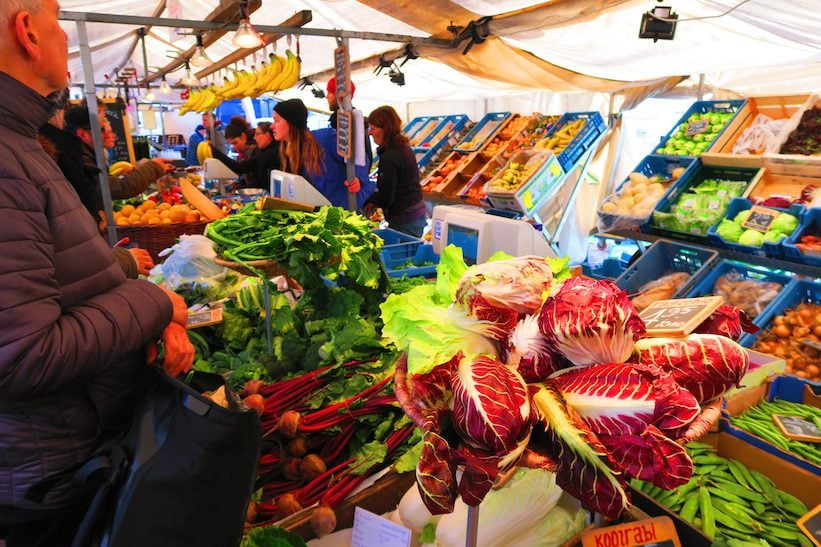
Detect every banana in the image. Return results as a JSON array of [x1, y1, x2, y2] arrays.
[[197, 141, 212, 165], [108, 161, 134, 176], [231, 66, 258, 98], [266, 50, 295, 93], [214, 76, 234, 98], [250, 54, 283, 96], [278, 50, 301, 90], [179, 88, 203, 115]]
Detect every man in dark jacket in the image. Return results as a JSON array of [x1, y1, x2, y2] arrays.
[[0, 2, 194, 545]]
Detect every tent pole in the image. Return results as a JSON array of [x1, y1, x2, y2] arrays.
[[77, 19, 117, 246], [59, 11, 453, 47], [697, 74, 705, 101]]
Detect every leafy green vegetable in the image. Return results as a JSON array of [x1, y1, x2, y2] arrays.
[[716, 218, 743, 242], [738, 229, 765, 246], [420, 523, 437, 543], [393, 438, 423, 473], [770, 212, 799, 235], [349, 440, 388, 475], [241, 525, 307, 547]]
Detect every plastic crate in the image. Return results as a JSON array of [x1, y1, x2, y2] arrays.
[[783, 208, 821, 267], [655, 99, 747, 157], [685, 259, 793, 322], [453, 112, 511, 152], [739, 279, 821, 348], [383, 244, 440, 278], [544, 111, 607, 172], [647, 163, 763, 242], [582, 258, 629, 280], [614, 239, 719, 298], [408, 116, 447, 147], [403, 116, 432, 140], [706, 197, 804, 259], [413, 114, 470, 152], [374, 228, 423, 263], [485, 150, 564, 214], [598, 155, 698, 232]]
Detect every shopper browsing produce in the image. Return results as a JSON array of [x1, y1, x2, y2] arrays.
[[185, 122, 208, 166], [310, 77, 375, 209], [363, 105, 427, 237], [211, 119, 280, 190], [0, 2, 193, 545], [272, 98, 324, 181]]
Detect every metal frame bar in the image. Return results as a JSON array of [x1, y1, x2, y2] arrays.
[[59, 11, 454, 47]]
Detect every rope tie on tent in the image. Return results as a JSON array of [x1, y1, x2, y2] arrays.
[[459, 16, 493, 55]]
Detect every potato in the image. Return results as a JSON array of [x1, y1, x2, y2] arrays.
[[601, 201, 618, 213], [672, 167, 686, 179], [629, 172, 650, 185]]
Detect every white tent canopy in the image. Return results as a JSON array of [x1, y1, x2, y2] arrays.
[[60, 0, 821, 115]]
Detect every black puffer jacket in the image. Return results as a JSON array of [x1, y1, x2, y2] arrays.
[[0, 72, 172, 510]]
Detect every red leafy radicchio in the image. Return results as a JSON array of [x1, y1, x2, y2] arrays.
[[631, 333, 749, 403], [538, 277, 646, 366], [550, 362, 699, 489], [455, 255, 555, 337], [503, 314, 571, 383], [693, 304, 759, 340]]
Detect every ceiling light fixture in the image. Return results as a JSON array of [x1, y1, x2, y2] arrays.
[[190, 34, 212, 68], [143, 87, 157, 102], [232, 2, 264, 49], [159, 75, 172, 94], [180, 60, 199, 87]]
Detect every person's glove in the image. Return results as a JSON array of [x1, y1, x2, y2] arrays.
[[128, 248, 155, 276], [158, 322, 195, 377], [162, 287, 189, 326], [344, 177, 361, 193]]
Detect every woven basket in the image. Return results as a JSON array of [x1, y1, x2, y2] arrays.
[[117, 221, 209, 262]]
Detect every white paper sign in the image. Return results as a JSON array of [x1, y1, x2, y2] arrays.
[[351, 507, 411, 547]]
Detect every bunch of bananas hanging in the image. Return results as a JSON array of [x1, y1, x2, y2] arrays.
[[196, 141, 213, 165], [178, 50, 301, 115], [108, 161, 135, 176]]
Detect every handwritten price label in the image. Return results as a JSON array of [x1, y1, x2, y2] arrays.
[[639, 296, 723, 337]]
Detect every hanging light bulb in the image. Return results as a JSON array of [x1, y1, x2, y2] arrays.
[[180, 61, 199, 87], [190, 34, 212, 68], [159, 76, 172, 94], [143, 87, 157, 102], [233, 19, 263, 48]]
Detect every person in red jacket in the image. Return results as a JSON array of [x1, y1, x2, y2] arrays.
[[0, 2, 193, 545]]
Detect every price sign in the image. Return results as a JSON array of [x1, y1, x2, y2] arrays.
[[639, 296, 724, 337], [685, 119, 709, 136], [351, 507, 410, 547], [797, 503, 821, 547], [186, 308, 223, 329], [742, 205, 780, 233], [337, 110, 352, 159], [581, 516, 680, 547], [772, 415, 821, 443], [333, 45, 351, 99]]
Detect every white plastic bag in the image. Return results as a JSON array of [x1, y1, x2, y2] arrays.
[[155, 234, 227, 289]]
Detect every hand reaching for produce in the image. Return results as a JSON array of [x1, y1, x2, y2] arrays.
[[158, 322, 195, 377], [161, 286, 189, 326], [128, 248, 154, 275], [344, 177, 361, 194], [150, 157, 176, 174]]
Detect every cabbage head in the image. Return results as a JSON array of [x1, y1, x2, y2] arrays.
[[733, 209, 752, 225], [763, 230, 785, 244]]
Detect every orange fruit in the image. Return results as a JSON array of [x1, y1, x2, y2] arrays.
[[115, 216, 129, 226], [128, 213, 141, 223], [147, 216, 162, 224], [168, 209, 187, 222], [119, 204, 135, 217], [141, 200, 157, 210], [157, 202, 171, 211], [162, 217, 173, 224], [184, 212, 200, 223]]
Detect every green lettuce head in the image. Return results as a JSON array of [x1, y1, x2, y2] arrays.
[[763, 230, 785, 244], [770, 213, 799, 236], [738, 229, 765, 247], [716, 219, 743, 242], [733, 209, 752, 225]]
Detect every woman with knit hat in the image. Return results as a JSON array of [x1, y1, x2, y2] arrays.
[[272, 98, 323, 182], [210, 120, 280, 190]]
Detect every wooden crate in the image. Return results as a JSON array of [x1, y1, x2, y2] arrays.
[[745, 168, 821, 202], [701, 94, 810, 168]]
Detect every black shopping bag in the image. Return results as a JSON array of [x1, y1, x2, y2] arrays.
[[74, 366, 261, 547]]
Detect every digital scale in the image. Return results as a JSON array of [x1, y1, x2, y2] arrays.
[[269, 170, 331, 207], [430, 205, 556, 265], [203, 158, 238, 194]]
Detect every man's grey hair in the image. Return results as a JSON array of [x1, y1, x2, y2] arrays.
[[0, 0, 44, 22]]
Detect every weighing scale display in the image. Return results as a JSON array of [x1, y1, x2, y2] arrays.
[[447, 225, 479, 265]]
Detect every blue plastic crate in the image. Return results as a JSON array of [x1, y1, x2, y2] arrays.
[[783, 208, 821, 267], [453, 112, 511, 153], [408, 116, 448, 148], [582, 258, 629, 280], [707, 197, 804, 259], [739, 279, 821, 348], [654, 99, 746, 157], [614, 239, 719, 299], [545, 111, 607, 173], [413, 114, 470, 152], [384, 244, 440, 278], [403, 116, 434, 141], [374, 228, 423, 263], [647, 162, 762, 242], [685, 259, 793, 322]]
